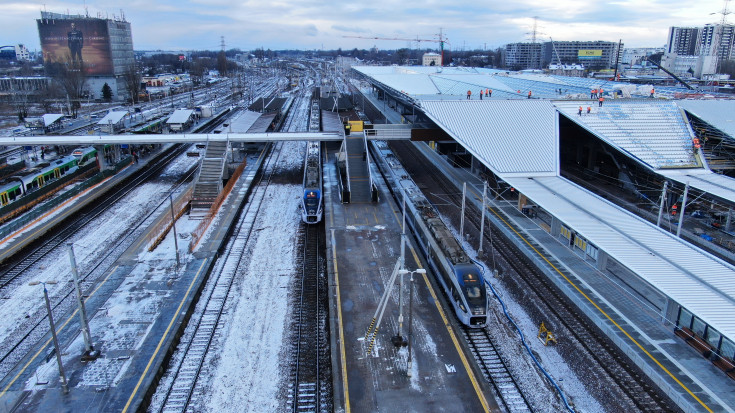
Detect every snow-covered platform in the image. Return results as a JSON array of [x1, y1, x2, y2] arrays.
[[0, 150, 263, 412], [413, 142, 735, 413], [323, 146, 496, 411]]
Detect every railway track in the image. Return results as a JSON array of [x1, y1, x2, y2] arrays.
[[155, 141, 282, 412], [0, 145, 187, 290], [287, 222, 331, 412], [390, 141, 677, 412], [493, 223, 673, 412], [0, 145, 200, 381], [462, 328, 533, 412]]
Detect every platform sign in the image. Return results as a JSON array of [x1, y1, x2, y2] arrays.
[[37, 18, 114, 76], [578, 49, 602, 60]]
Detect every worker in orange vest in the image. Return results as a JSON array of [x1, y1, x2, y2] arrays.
[[528, 90, 532, 99], [578, 106, 583, 116], [591, 89, 597, 99], [598, 96, 604, 107], [599, 87, 604, 96], [587, 106, 591, 114], [650, 88, 655, 98], [467, 90, 471, 100]]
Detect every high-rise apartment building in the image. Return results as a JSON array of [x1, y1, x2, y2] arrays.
[[37, 11, 135, 100]]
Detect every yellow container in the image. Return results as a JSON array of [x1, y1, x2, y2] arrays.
[[348, 120, 364, 132]]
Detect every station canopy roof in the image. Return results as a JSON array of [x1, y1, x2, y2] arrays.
[[227, 110, 261, 133], [677, 100, 735, 139], [41, 114, 64, 126], [420, 100, 558, 177], [97, 111, 128, 126], [353, 65, 691, 100], [166, 109, 194, 124]]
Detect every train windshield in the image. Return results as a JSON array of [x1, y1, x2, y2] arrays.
[[463, 272, 486, 307], [304, 191, 320, 212]]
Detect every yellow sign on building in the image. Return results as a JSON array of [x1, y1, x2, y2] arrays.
[[578, 49, 603, 59]]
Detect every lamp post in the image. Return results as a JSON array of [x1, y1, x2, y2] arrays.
[[399, 268, 426, 378], [28, 281, 68, 394]]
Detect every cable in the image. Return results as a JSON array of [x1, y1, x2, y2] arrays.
[[473, 259, 576, 413]]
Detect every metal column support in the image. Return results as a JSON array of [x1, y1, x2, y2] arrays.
[[478, 182, 487, 258], [460, 182, 466, 240], [656, 181, 668, 228], [676, 182, 690, 238]]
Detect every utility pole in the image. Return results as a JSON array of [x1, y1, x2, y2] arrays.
[[657, 181, 668, 227], [67, 244, 94, 355]]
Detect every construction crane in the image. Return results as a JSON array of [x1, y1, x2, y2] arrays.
[[343, 29, 449, 66]]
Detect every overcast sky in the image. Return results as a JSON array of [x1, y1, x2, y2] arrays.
[[6, 0, 732, 52]]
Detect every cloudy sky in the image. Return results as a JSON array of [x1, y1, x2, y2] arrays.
[[6, 0, 731, 52]]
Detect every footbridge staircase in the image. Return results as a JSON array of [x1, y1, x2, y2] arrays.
[[190, 139, 228, 217]]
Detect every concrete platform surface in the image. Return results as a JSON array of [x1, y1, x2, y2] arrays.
[[325, 146, 494, 413]]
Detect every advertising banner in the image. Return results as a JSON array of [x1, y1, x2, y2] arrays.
[[578, 49, 603, 60], [37, 18, 113, 76]]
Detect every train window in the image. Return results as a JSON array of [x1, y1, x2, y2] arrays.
[[692, 317, 706, 337], [706, 327, 721, 349], [677, 307, 693, 329], [721, 338, 735, 361]]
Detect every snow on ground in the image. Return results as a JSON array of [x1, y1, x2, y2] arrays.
[[199, 142, 303, 413], [29, 215, 201, 389], [0, 148, 199, 381], [444, 213, 604, 412], [0, 144, 196, 255]]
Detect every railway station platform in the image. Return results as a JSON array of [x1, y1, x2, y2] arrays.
[[323, 142, 496, 412], [0, 149, 264, 412], [411, 141, 735, 413], [0, 146, 168, 263]]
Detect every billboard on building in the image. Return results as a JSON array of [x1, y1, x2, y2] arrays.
[[37, 18, 113, 76], [578, 49, 603, 60]]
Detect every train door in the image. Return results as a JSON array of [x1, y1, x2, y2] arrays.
[[54, 168, 61, 179], [37, 176, 44, 187], [0, 192, 8, 206]]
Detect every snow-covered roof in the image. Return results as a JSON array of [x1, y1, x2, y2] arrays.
[[97, 111, 128, 126], [554, 100, 699, 169], [227, 110, 261, 133], [504, 175, 735, 343], [166, 109, 194, 124], [677, 100, 735, 139], [370, 73, 439, 95], [420, 100, 558, 177], [41, 113, 64, 126]]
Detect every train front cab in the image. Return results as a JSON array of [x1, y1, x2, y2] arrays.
[[455, 264, 488, 328], [302, 189, 322, 223]]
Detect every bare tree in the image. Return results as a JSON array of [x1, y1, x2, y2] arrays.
[[122, 64, 143, 104], [189, 59, 206, 86], [45, 57, 87, 118], [217, 51, 228, 77]]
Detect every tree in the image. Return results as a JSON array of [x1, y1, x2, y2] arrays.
[[122, 64, 143, 104], [45, 57, 87, 118], [102, 82, 113, 101], [217, 51, 228, 77], [189, 59, 206, 85]]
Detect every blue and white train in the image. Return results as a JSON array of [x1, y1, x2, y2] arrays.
[[301, 98, 323, 224], [371, 141, 488, 328]]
